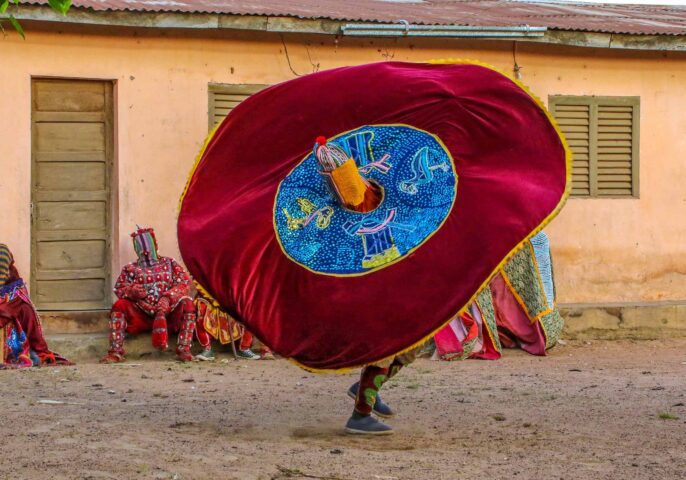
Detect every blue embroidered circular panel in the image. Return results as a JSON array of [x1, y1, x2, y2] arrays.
[[274, 125, 457, 275]]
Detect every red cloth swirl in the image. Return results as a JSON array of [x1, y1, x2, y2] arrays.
[[178, 61, 569, 371]]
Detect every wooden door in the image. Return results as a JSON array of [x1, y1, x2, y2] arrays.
[[31, 79, 113, 310]]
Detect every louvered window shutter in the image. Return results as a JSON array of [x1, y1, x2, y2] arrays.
[[208, 84, 269, 131], [552, 104, 591, 196], [549, 96, 639, 198]]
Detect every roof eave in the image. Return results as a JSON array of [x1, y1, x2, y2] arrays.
[[8, 5, 686, 51]]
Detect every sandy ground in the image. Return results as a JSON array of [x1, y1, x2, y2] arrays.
[[0, 339, 685, 480]]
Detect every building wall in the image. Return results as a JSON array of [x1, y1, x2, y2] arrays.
[[1, 27, 685, 307]]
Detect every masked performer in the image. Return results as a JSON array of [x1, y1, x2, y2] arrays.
[[434, 231, 564, 361], [0, 244, 72, 367], [101, 227, 196, 363], [178, 61, 571, 434]]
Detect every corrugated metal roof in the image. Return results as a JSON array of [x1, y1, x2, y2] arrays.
[[25, 0, 686, 35]]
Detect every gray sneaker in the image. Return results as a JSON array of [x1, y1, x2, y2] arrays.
[[237, 348, 261, 360], [347, 382, 395, 418], [345, 412, 393, 435], [194, 348, 216, 361]]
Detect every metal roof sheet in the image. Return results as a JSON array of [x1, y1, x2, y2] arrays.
[[25, 0, 686, 35]]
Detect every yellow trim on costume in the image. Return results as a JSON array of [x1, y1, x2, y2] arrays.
[[0, 324, 5, 363], [193, 280, 223, 309], [499, 240, 558, 323], [179, 59, 572, 374], [501, 267, 555, 323], [473, 298, 501, 354], [537, 311, 553, 349], [272, 123, 459, 278]]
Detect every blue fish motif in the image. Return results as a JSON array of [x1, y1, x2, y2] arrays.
[[399, 147, 451, 195]]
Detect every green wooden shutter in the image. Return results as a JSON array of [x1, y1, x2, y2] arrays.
[[549, 96, 639, 198], [597, 104, 637, 196], [551, 103, 591, 196], [208, 83, 269, 131]]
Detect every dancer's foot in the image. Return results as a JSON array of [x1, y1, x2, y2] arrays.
[[344, 412, 393, 435], [348, 381, 395, 418]]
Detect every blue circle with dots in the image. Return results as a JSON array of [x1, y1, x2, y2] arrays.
[[274, 125, 457, 276]]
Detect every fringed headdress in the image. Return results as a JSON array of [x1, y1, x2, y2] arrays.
[[131, 226, 159, 267]]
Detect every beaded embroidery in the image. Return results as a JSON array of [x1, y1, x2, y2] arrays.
[[274, 125, 457, 275]]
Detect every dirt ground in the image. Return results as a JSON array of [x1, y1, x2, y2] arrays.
[[0, 339, 684, 480]]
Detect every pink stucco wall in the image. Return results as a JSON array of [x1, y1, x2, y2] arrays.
[[1, 28, 685, 306]]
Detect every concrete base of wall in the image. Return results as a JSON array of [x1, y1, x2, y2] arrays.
[[559, 301, 686, 340], [45, 333, 241, 363], [40, 301, 686, 362], [42, 310, 110, 334]]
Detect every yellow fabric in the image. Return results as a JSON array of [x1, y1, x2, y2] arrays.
[[330, 159, 367, 208], [195, 296, 242, 344], [0, 326, 5, 362]]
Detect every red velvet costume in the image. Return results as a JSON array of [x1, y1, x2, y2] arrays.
[[101, 228, 196, 363], [0, 244, 72, 367]]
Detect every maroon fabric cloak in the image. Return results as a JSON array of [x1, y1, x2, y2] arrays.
[[178, 61, 570, 371]]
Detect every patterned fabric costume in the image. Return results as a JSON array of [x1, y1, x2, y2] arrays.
[[177, 60, 571, 434], [194, 297, 243, 349], [101, 228, 196, 363], [434, 231, 564, 361], [0, 244, 72, 368], [195, 296, 273, 360]]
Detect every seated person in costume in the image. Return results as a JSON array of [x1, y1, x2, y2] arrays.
[[195, 296, 274, 361], [101, 227, 196, 363], [315, 138, 416, 435], [433, 231, 564, 361], [0, 244, 72, 367]]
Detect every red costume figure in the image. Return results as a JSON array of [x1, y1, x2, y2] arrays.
[[0, 244, 72, 367], [100, 227, 196, 363]]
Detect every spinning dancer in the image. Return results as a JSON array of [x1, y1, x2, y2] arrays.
[[178, 61, 570, 434]]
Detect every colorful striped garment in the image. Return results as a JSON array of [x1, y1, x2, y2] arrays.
[[0, 244, 12, 285]]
